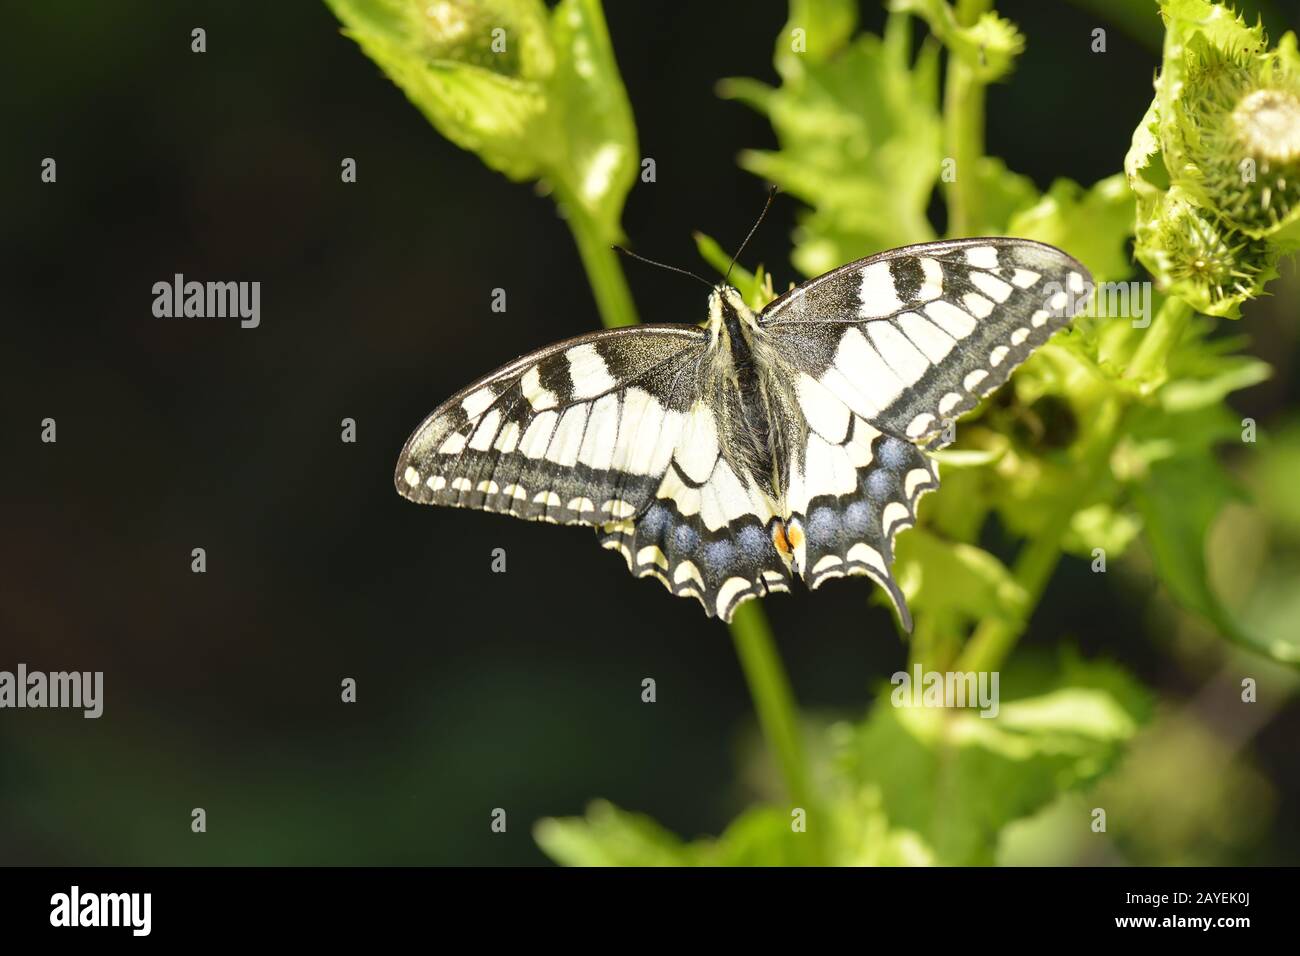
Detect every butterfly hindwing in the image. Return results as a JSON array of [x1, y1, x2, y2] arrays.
[[598, 397, 791, 622], [760, 238, 1091, 449], [782, 399, 938, 631]]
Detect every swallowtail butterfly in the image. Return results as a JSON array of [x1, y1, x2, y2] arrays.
[[396, 238, 1090, 630]]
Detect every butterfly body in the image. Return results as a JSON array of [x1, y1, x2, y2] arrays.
[[397, 238, 1090, 629]]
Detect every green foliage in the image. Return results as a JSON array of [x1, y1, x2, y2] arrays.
[[893, 528, 1028, 638], [891, 0, 1025, 83], [719, 0, 1295, 675], [324, 0, 637, 242], [718, 10, 942, 274], [330, 0, 1299, 866], [538, 654, 1149, 866], [1126, 0, 1300, 316], [1007, 174, 1136, 284]]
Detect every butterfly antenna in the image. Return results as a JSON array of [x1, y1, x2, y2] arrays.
[[612, 245, 714, 289], [725, 185, 777, 283]]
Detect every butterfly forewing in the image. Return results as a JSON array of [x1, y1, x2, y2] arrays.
[[395, 326, 707, 526], [760, 238, 1091, 449]]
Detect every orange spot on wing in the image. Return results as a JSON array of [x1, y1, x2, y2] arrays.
[[771, 521, 791, 556], [771, 520, 800, 572]]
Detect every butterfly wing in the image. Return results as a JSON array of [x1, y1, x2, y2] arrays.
[[781, 390, 938, 631], [396, 326, 708, 524], [760, 238, 1091, 629], [396, 324, 791, 619], [597, 386, 792, 624], [759, 238, 1092, 449]]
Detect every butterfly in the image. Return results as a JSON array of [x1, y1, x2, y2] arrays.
[[395, 237, 1090, 630]]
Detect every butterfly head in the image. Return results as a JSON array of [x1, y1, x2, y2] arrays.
[[706, 284, 760, 351]]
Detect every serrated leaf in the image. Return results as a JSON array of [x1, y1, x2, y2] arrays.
[[722, 11, 941, 272], [889, 0, 1025, 82], [839, 663, 1145, 865], [1007, 173, 1137, 284], [336, 27, 553, 180]]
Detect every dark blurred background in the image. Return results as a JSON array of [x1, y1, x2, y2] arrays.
[[2, 0, 1297, 865]]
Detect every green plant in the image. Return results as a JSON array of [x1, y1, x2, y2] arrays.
[[325, 0, 1300, 865]]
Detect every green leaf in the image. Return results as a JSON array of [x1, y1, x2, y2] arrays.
[[1063, 502, 1143, 559], [970, 156, 1040, 235], [697, 805, 821, 866], [774, 0, 859, 78], [328, 0, 555, 77], [1132, 415, 1298, 667], [1249, 419, 1300, 536], [1158, 355, 1271, 412], [889, 0, 1025, 82], [893, 528, 1028, 636], [721, 11, 942, 273], [837, 664, 1145, 865], [1131, 455, 1289, 661], [534, 800, 693, 866], [325, 0, 637, 241], [333, 30, 552, 180], [535, 799, 824, 866], [1006, 173, 1137, 284], [538, 650, 1155, 866]]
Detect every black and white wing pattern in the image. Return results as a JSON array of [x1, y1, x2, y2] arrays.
[[396, 326, 704, 524], [395, 325, 791, 619], [396, 236, 1091, 631], [758, 237, 1090, 629], [779, 396, 938, 632], [760, 238, 1090, 449]]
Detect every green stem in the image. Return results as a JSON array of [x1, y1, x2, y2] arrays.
[[943, 0, 992, 236], [556, 186, 640, 329], [729, 602, 812, 809], [557, 182, 814, 826], [1128, 297, 1192, 382], [730, 601, 826, 864], [956, 297, 1194, 674]]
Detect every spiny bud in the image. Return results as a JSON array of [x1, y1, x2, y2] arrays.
[[1144, 195, 1275, 317], [1174, 32, 1300, 238]]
